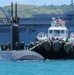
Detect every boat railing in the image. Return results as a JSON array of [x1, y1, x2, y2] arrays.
[[51, 18, 66, 27]]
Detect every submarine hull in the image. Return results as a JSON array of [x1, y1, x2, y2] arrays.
[[0, 50, 45, 61]]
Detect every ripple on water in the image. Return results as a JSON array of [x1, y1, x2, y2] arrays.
[[0, 60, 74, 75]]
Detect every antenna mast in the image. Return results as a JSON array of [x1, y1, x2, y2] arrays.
[[71, 0, 74, 10]]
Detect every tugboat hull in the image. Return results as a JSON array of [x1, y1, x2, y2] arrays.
[[31, 40, 74, 59]]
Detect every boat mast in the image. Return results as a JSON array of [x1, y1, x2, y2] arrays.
[[71, 0, 74, 10]]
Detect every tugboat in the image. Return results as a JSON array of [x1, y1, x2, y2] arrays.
[[31, 17, 74, 59]]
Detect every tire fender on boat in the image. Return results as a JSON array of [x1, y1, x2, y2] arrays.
[[52, 40, 62, 51], [64, 42, 71, 54], [42, 39, 51, 51]]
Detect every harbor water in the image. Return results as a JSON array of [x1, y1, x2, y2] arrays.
[[0, 60, 74, 75]]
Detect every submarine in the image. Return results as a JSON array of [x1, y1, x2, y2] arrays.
[[0, 2, 45, 61]]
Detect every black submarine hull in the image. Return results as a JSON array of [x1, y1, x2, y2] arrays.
[[0, 50, 45, 61]]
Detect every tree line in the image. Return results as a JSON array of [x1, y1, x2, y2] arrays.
[[0, 4, 73, 18]]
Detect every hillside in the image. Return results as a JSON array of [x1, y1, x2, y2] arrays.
[[0, 4, 73, 18]]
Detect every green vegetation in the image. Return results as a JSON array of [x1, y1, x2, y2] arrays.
[[0, 4, 73, 18]]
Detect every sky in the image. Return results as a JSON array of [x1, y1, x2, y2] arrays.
[[0, 0, 71, 7]]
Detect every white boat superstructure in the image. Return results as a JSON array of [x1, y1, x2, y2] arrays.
[[70, 32, 74, 44], [48, 18, 68, 40], [36, 32, 48, 41], [36, 18, 68, 41]]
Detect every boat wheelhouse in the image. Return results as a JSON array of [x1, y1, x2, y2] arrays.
[[48, 18, 68, 40]]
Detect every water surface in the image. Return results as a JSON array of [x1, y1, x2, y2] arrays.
[[0, 60, 74, 75]]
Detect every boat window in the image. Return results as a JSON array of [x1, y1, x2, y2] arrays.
[[54, 30, 60, 34], [49, 30, 53, 34], [61, 30, 64, 34]]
